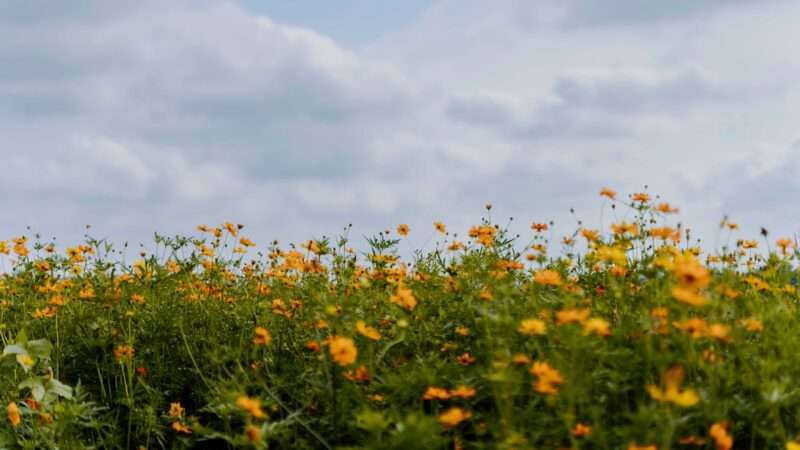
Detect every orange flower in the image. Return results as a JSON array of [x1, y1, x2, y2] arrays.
[[672, 286, 708, 307], [600, 187, 617, 199], [344, 365, 371, 382], [329, 336, 357, 366], [434, 222, 447, 233], [656, 202, 679, 214], [531, 223, 549, 232], [169, 402, 185, 419], [580, 229, 600, 243], [646, 366, 699, 407], [355, 321, 381, 341], [450, 385, 477, 399], [7, 402, 20, 428], [236, 395, 266, 419], [390, 285, 417, 311], [611, 221, 639, 237], [518, 318, 547, 335], [171, 422, 192, 434], [572, 423, 592, 437], [583, 317, 611, 337], [649, 226, 676, 240], [673, 317, 708, 338], [632, 192, 650, 203], [224, 222, 240, 237], [533, 269, 561, 286], [555, 308, 591, 325], [456, 352, 476, 366], [245, 425, 262, 442], [672, 255, 710, 290], [253, 327, 272, 345], [740, 318, 763, 332], [530, 361, 564, 395], [709, 422, 733, 450], [114, 344, 135, 362], [423, 387, 451, 400], [397, 224, 410, 236], [438, 407, 471, 428]]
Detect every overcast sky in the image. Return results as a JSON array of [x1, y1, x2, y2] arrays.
[[1, 0, 798, 254]]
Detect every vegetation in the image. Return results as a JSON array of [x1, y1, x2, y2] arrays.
[[0, 189, 798, 449]]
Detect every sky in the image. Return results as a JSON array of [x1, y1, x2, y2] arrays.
[[1, 0, 799, 255]]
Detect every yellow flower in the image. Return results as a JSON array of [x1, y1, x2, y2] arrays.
[[329, 336, 357, 366], [169, 402, 185, 419], [672, 255, 710, 289], [355, 320, 381, 341], [583, 317, 611, 337], [628, 445, 657, 450], [253, 327, 272, 345], [656, 202, 679, 214], [599, 187, 616, 199], [646, 366, 699, 407], [518, 318, 547, 336], [397, 224, 410, 236], [786, 441, 800, 450], [709, 422, 733, 450], [529, 361, 564, 395], [740, 318, 763, 332], [649, 226, 676, 240], [450, 385, 476, 399], [437, 407, 471, 428], [390, 285, 417, 311], [673, 317, 708, 338], [533, 269, 561, 286], [236, 395, 266, 419], [581, 228, 600, 242], [7, 402, 20, 428], [672, 286, 708, 307], [171, 421, 192, 434], [114, 345, 135, 362], [224, 222, 240, 237], [611, 221, 639, 237], [555, 308, 591, 325], [33, 306, 57, 319], [422, 387, 451, 400], [79, 286, 95, 299]]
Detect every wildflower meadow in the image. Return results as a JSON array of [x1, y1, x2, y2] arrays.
[[1, 189, 799, 449]]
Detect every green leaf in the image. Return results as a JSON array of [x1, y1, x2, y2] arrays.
[[19, 378, 45, 402], [26, 339, 52, 359], [2, 344, 28, 357], [46, 378, 73, 399]]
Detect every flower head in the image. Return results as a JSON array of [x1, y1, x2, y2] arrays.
[[253, 327, 272, 346], [437, 407, 471, 428], [329, 336, 358, 366]]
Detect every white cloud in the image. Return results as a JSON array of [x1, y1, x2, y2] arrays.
[[1, 0, 800, 251]]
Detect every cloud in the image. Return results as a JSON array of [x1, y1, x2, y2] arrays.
[[1, 0, 800, 253]]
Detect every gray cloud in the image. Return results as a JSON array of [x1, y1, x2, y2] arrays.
[[1, 0, 799, 253]]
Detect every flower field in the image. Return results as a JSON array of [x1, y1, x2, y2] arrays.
[[1, 189, 800, 449]]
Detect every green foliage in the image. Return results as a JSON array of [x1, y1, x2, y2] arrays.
[[0, 199, 797, 448]]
